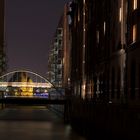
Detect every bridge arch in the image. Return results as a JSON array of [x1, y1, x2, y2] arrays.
[[0, 69, 53, 86], [0, 69, 64, 98]]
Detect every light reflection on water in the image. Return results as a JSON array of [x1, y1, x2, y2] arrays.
[[0, 107, 86, 140]]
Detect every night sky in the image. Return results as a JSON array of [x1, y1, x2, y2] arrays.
[[5, 0, 70, 77]]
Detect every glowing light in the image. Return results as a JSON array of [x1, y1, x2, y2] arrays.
[[133, 24, 137, 42], [83, 84, 85, 90], [82, 82, 86, 99], [133, 0, 137, 10], [104, 22, 106, 35], [83, 0, 85, 4], [109, 101, 112, 104], [119, 8, 122, 22], [0, 82, 52, 88]]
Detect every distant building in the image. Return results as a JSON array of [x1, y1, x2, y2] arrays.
[[47, 3, 72, 96], [9, 72, 33, 96], [48, 0, 140, 105], [0, 0, 7, 75], [48, 17, 63, 87]]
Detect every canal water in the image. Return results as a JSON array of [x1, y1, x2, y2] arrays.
[[0, 106, 86, 140]]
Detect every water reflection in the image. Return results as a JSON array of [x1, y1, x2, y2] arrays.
[[0, 107, 86, 140]]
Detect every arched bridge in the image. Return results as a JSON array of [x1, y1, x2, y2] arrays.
[[0, 70, 54, 89], [0, 70, 66, 105]]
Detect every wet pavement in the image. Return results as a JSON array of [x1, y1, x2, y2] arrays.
[[0, 106, 86, 140]]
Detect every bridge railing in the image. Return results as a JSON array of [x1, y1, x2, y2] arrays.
[[0, 82, 53, 88]]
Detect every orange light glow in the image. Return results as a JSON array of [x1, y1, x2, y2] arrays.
[[133, 0, 137, 10], [133, 24, 137, 42]]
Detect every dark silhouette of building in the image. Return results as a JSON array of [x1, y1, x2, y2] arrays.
[[126, 0, 140, 106], [62, 3, 72, 96], [0, 0, 6, 75], [65, 0, 140, 139], [69, 0, 128, 102]]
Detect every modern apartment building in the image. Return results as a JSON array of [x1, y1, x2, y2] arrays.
[[48, 17, 63, 87]]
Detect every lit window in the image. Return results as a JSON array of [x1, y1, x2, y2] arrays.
[[78, 9, 80, 22], [133, 24, 137, 42], [58, 40, 62, 45], [96, 30, 99, 44], [133, 0, 137, 10], [58, 29, 62, 35], [119, 8, 122, 22], [104, 22, 106, 35], [82, 81, 86, 99], [83, 0, 85, 4]]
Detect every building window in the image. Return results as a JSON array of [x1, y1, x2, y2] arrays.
[[133, 24, 137, 42], [55, 39, 57, 42], [58, 69, 61, 75], [58, 60, 61, 64], [78, 9, 80, 22], [58, 40, 62, 45], [104, 22, 106, 35], [133, 0, 137, 10], [55, 47, 57, 51], [58, 50, 62, 58], [58, 29, 62, 35], [83, 0, 85, 5], [96, 30, 99, 44], [119, 8, 122, 22]]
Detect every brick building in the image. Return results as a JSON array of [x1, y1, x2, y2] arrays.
[[68, 0, 128, 104]]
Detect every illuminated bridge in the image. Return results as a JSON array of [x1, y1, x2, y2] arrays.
[[0, 70, 54, 88], [0, 70, 70, 122], [0, 70, 65, 103]]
